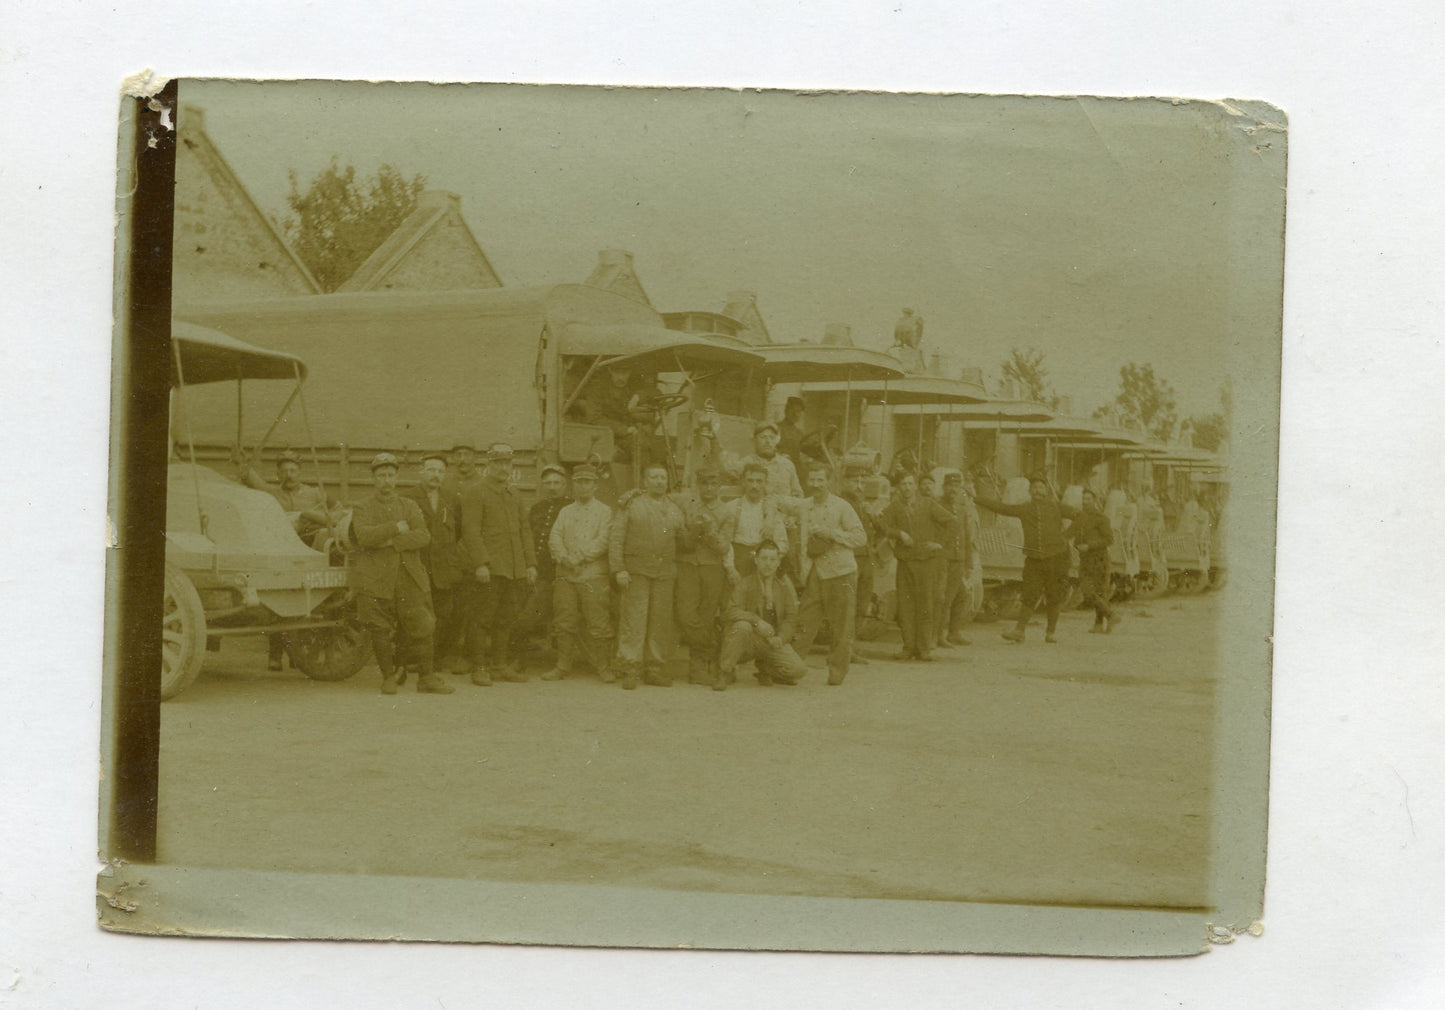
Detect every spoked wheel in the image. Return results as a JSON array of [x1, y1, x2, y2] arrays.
[[1171, 569, 1208, 596], [977, 584, 1021, 624], [284, 620, 371, 681], [1108, 574, 1135, 602], [1133, 568, 1169, 599], [161, 563, 207, 700]]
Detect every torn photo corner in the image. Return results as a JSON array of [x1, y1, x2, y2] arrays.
[[100, 80, 1282, 956]]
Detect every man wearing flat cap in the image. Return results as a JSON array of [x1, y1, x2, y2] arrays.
[[460, 444, 537, 684], [675, 467, 733, 686], [350, 453, 452, 696], [609, 462, 687, 689], [405, 452, 468, 675], [740, 420, 803, 501], [517, 463, 571, 668]]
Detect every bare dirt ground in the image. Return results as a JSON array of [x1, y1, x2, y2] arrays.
[[159, 596, 1217, 909]]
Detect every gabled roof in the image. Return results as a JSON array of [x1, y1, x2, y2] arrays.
[[174, 104, 320, 298], [584, 250, 652, 306], [719, 290, 773, 345], [338, 190, 503, 292]]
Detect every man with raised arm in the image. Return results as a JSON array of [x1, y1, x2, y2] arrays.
[[974, 471, 1079, 645]]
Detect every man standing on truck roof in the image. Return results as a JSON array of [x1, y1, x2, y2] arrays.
[[516, 463, 571, 670], [975, 471, 1079, 645], [460, 443, 537, 686], [350, 453, 452, 696], [609, 462, 687, 690], [543, 464, 614, 682], [405, 453, 468, 676]]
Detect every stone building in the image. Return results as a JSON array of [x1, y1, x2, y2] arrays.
[[172, 105, 320, 305], [583, 249, 652, 306], [337, 190, 503, 292]]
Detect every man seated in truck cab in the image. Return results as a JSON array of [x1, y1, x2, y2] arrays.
[[239, 449, 345, 549], [568, 364, 668, 466]]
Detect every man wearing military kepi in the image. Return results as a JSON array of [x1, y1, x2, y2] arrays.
[[350, 453, 452, 696], [675, 467, 732, 686], [609, 462, 687, 689], [879, 471, 955, 661], [544, 464, 615, 682], [1068, 487, 1121, 634], [460, 443, 537, 685], [975, 471, 1079, 644]]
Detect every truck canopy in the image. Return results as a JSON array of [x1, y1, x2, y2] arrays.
[[171, 321, 307, 387]]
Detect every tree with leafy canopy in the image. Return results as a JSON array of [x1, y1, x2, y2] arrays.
[[999, 347, 1062, 409], [1094, 362, 1179, 441], [280, 159, 428, 292], [1186, 376, 1233, 452]]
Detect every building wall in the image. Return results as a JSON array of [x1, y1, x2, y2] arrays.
[[369, 213, 502, 291], [172, 130, 315, 303]]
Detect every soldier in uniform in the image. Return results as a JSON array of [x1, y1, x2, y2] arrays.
[[544, 464, 615, 681], [675, 468, 733, 686], [440, 443, 483, 669], [517, 463, 571, 668], [609, 462, 686, 689], [716, 541, 808, 691], [975, 471, 1079, 644], [784, 462, 868, 686], [1068, 488, 1121, 634], [350, 453, 452, 696], [405, 453, 468, 673], [460, 443, 537, 685], [839, 463, 880, 665], [878, 471, 955, 661], [935, 471, 975, 648]]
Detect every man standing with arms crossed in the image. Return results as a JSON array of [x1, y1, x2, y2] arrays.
[[785, 462, 868, 685], [879, 471, 955, 661], [609, 462, 686, 690], [405, 453, 468, 675], [350, 453, 453, 696], [543, 464, 615, 681], [461, 443, 537, 685]]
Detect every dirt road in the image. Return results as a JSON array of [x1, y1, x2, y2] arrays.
[[159, 597, 1217, 909]]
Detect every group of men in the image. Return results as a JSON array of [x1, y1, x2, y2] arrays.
[[255, 415, 1121, 696]]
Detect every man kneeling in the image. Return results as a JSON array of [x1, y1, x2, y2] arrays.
[[716, 541, 807, 691]]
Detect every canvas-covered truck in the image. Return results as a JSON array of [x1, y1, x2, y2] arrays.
[[163, 323, 368, 700]]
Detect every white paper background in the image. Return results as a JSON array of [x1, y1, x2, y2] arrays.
[[2, 2, 1441, 1006]]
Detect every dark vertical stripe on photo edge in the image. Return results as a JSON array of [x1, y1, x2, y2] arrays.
[[106, 79, 178, 863]]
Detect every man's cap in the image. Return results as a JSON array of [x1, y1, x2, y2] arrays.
[[449, 443, 476, 454], [539, 463, 567, 480], [1029, 470, 1051, 484], [695, 468, 722, 484], [785, 395, 805, 409], [370, 452, 400, 472], [754, 421, 780, 436], [421, 452, 448, 466], [486, 443, 515, 461], [943, 471, 963, 485], [571, 464, 599, 481], [277, 449, 302, 465]]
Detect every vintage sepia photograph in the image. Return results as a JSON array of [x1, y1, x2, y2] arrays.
[[99, 80, 1283, 954]]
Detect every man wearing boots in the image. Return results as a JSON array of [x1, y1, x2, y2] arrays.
[[675, 468, 733, 686], [461, 443, 537, 685], [975, 471, 1079, 644], [879, 471, 954, 661], [350, 453, 452, 696], [784, 462, 868, 686], [543, 464, 615, 682], [716, 541, 808, 690], [1068, 488, 1121, 634], [405, 453, 468, 675], [609, 462, 687, 690]]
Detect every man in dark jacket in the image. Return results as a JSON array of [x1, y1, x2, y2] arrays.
[[716, 540, 808, 690], [404, 453, 467, 674], [975, 471, 1079, 644], [517, 463, 571, 666], [1068, 488, 1120, 633], [351, 453, 452, 696], [878, 472, 956, 661], [460, 443, 537, 685]]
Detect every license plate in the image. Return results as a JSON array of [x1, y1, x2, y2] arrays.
[[304, 568, 347, 589]]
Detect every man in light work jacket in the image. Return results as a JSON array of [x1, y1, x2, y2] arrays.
[[544, 464, 614, 682], [879, 471, 956, 661], [460, 443, 537, 685], [719, 462, 789, 578], [782, 462, 868, 685], [975, 471, 1079, 644], [350, 453, 452, 696], [609, 462, 687, 690]]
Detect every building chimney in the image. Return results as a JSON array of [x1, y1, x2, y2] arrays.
[[928, 351, 943, 377], [958, 366, 984, 387], [600, 249, 635, 270], [822, 322, 852, 346]]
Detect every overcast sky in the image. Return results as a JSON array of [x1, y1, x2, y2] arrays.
[[185, 81, 1283, 418]]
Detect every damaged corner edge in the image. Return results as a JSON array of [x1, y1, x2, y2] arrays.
[[120, 69, 173, 102]]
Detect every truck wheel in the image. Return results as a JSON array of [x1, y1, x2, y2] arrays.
[[285, 621, 371, 681], [1208, 567, 1228, 591], [161, 563, 206, 700], [1108, 574, 1135, 602]]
